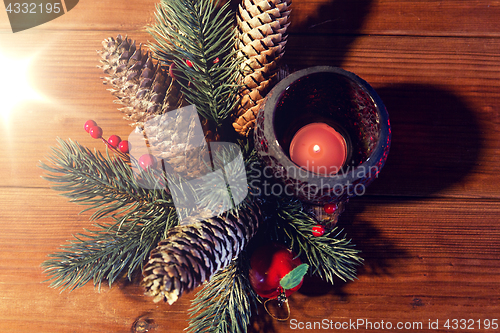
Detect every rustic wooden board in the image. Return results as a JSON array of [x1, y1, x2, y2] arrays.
[[2, 0, 500, 36], [1, 189, 499, 332], [1, 0, 499, 332]]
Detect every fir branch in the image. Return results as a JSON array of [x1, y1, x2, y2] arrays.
[[196, 142, 252, 216], [148, 0, 240, 127], [39, 138, 180, 290], [42, 209, 177, 290], [276, 199, 363, 284], [187, 256, 257, 333], [39, 138, 176, 221]]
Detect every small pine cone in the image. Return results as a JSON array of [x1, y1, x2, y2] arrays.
[[233, 0, 292, 136], [98, 34, 186, 128], [142, 202, 261, 305]]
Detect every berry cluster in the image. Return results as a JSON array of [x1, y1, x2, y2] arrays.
[[84, 120, 130, 153], [84, 120, 156, 171], [311, 203, 339, 237]]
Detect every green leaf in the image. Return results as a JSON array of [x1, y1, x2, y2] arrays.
[[280, 263, 309, 290]]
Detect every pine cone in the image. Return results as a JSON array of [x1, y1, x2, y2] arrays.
[[142, 202, 261, 304], [233, 0, 292, 136], [99, 35, 212, 178], [98, 34, 186, 128], [141, 105, 212, 179]]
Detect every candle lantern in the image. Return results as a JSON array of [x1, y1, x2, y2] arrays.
[[254, 66, 391, 225]]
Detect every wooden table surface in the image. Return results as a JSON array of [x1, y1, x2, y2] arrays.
[[1, 1, 499, 332]]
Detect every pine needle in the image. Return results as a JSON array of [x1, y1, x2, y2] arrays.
[[39, 139, 179, 290], [276, 199, 364, 284], [41, 209, 177, 291], [39, 138, 176, 220], [147, 0, 241, 126], [187, 256, 256, 333]]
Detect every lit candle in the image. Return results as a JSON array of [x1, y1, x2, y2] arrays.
[[289, 123, 347, 175]]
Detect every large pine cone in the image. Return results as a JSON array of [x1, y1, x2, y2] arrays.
[[233, 0, 292, 136], [142, 202, 261, 304], [98, 35, 186, 128], [99, 35, 212, 179]]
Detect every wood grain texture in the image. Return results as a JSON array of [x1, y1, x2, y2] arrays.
[[1, 0, 499, 332]]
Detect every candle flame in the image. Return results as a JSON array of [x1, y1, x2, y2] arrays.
[[312, 144, 321, 153]]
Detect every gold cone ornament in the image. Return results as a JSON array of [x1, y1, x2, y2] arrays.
[[142, 202, 261, 304], [233, 0, 292, 136]]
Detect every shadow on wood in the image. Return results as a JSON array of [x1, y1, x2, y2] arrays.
[[284, 0, 374, 70], [371, 84, 483, 197]]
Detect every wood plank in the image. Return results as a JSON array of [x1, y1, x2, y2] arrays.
[[1, 188, 499, 332], [0, 0, 158, 33], [290, 0, 500, 37], [2, 0, 500, 37]]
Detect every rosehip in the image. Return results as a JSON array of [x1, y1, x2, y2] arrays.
[[107, 135, 121, 148], [89, 126, 103, 139], [84, 120, 97, 133], [249, 243, 305, 299], [139, 154, 156, 170], [118, 140, 130, 153]]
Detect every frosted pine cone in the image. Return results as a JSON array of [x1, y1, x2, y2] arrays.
[[142, 202, 261, 304], [98, 34, 186, 128], [233, 0, 292, 136], [141, 105, 211, 179]]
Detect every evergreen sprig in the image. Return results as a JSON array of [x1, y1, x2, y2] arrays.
[[148, 0, 241, 127], [41, 209, 177, 290], [187, 256, 257, 333], [39, 138, 176, 221], [276, 198, 363, 284], [39, 139, 179, 289]]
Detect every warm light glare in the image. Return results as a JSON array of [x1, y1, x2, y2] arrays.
[[313, 144, 321, 153], [0, 51, 45, 122]]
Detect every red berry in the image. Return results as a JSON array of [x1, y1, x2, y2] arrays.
[[324, 203, 337, 215], [312, 225, 325, 237], [107, 135, 121, 148], [89, 126, 103, 139], [213, 57, 219, 64], [84, 120, 97, 133], [139, 154, 156, 170], [185, 59, 193, 67], [249, 243, 304, 299], [118, 140, 130, 153]]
